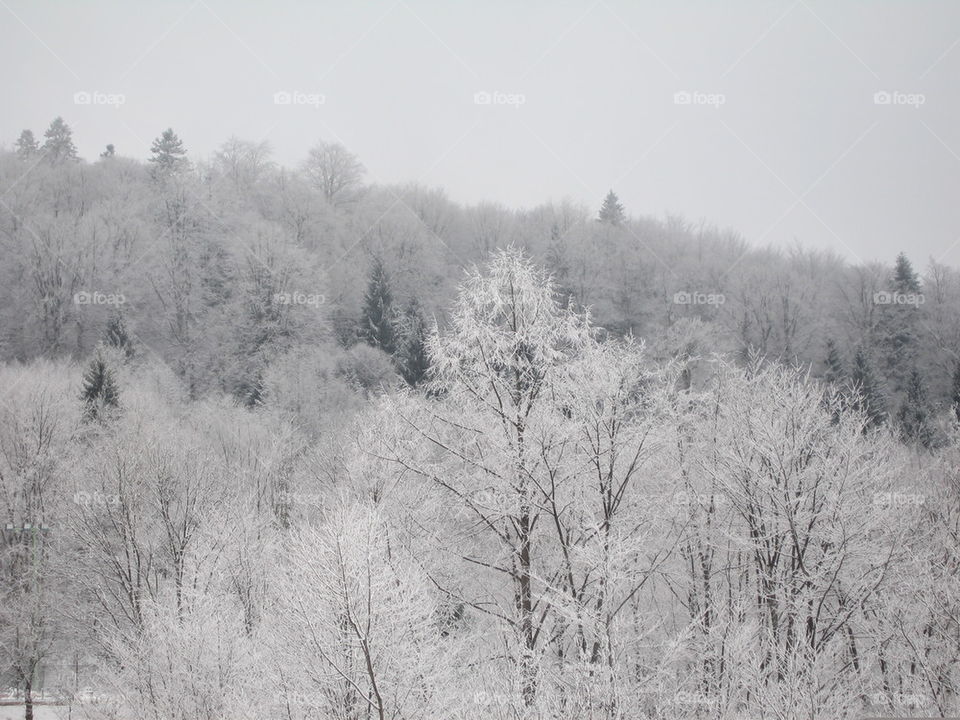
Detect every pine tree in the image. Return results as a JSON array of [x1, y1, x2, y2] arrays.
[[41, 117, 78, 164], [238, 369, 265, 408], [81, 352, 120, 421], [149, 128, 190, 179], [360, 257, 396, 354], [878, 252, 922, 396], [892, 252, 921, 294], [397, 298, 430, 386], [103, 312, 134, 358], [951, 360, 960, 423], [598, 190, 625, 226], [850, 348, 886, 428], [897, 368, 935, 448], [15, 129, 39, 159], [824, 339, 844, 384]]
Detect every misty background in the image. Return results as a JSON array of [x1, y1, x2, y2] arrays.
[[2, 0, 959, 264]]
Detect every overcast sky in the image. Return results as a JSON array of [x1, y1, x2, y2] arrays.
[[3, 1, 960, 266]]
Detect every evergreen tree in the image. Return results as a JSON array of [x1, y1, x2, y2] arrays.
[[897, 367, 935, 448], [237, 368, 265, 408], [103, 312, 134, 358], [850, 348, 886, 428], [878, 252, 922, 396], [361, 257, 396, 354], [15, 129, 39, 159], [81, 352, 120, 421], [824, 338, 844, 384], [951, 360, 960, 423], [41, 117, 78, 164], [892, 252, 921, 294], [149, 128, 190, 179], [598, 190, 625, 226], [396, 298, 430, 386], [100, 143, 115, 159]]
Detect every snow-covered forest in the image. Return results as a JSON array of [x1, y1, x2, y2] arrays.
[[1, 117, 960, 720]]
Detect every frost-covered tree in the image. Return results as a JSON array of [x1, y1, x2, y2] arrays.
[[301, 140, 365, 205], [851, 347, 886, 428], [898, 367, 936, 448], [272, 504, 448, 720], [390, 248, 593, 708], [15, 129, 39, 160], [598, 190, 625, 226], [824, 338, 844, 384], [149, 128, 190, 179], [360, 257, 396, 354], [951, 361, 960, 423], [0, 365, 78, 720], [395, 297, 430, 386], [80, 351, 120, 421], [41, 117, 78, 164], [103, 312, 134, 358]]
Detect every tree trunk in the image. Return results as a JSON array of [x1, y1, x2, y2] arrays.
[[24, 675, 34, 720]]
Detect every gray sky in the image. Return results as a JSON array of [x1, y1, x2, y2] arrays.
[[3, 0, 960, 266]]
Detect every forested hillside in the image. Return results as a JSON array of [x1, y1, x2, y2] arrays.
[[2, 118, 960, 719], [4, 118, 960, 430]]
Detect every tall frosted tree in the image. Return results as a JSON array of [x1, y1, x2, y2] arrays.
[[149, 128, 190, 179], [850, 348, 886, 428], [879, 252, 922, 395], [41, 117, 77, 164], [952, 361, 960, 423], [892, 252, 921, 294], [15, 129, 39, 159], [360, 257, 396, 354], [81, 352, 120, 421], [598, 189, 625, 226], [824, 338, 845, 384], [396, 298, 430, 386], [104, 312, 134, 358], [301, 140, 365, 205], [897, 367, 935, 448]]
